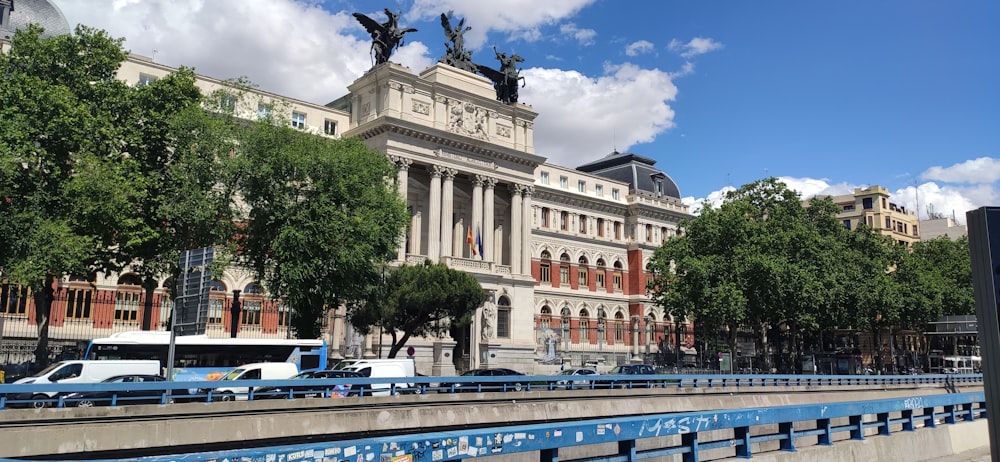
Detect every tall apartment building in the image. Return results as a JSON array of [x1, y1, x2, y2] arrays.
[[0, 1, 694, 373], [829, 186, 921, 245]]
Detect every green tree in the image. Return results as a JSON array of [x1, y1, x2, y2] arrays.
[[895, 235, 974, 328], [233, 118, 408, 339], [648, 178, 904, 372], [0, 25, 153, 366], [350, 260, 487, 358]]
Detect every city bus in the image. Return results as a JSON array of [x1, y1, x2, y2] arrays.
[[84, 331, 327, 381]]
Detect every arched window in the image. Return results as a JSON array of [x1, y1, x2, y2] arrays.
[[613, 261, 623, 291], [539, 305, 552, 331], [539, 250, 552, 283], [578, 256, 589, 287], [208, 280, 227, 325], [241, 283, 263, 326], [614, 312, 626, 343], [595, 259, 606, 289], [559, 253, 570, 284], [115, 274, 142, 322], [497, 296, 511, 338], [579, 309, 590, 344]]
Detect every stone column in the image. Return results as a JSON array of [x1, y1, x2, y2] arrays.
[[391, 156, 411, 262], [440, 168, 456, 259], [428, 166, 444, 261], [509, 184, 523, 273], [328, 307, 343, 361], [483, 178, 497, 262], [472, 176, 484, 259], [521, 185, 534, 275]]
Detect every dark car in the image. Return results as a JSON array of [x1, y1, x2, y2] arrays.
[[255, 370, 363, 399], [63, 375, 186, 407], [438, 368, 527, 393], [598, 364, 659, 389]]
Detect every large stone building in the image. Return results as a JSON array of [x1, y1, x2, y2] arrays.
[[828, 186, 921, 245], [0, 1, 694, 374]]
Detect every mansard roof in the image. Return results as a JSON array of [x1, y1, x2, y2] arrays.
[[575, 150, 681, 199]]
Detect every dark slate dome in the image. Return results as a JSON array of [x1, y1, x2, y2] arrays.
[[576, 150, 682, 199], [1, 0, 71, 40]]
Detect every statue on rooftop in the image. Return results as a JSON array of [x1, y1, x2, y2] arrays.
[[476, 46, 525, 104], [353, 8, 418, 67], [438, 11, 475, 73]]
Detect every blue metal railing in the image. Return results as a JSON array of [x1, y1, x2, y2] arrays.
[[72, 390, 985, 462], [0, 373, 983, 410]]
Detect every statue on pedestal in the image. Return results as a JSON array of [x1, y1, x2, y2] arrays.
[[353, 8, 418, 66], [476, 47, 525, 104], [438, 12, 475, 73]]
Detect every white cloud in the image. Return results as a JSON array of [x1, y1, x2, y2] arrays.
[[559, 23, 596, 46], [921, 157, 1000, 184], [625, 40, 655, 57], [408, 0, 596, 49], [668, 37, 723, 59], [521, 63, 678, 168], [683, 175, 992, 225], [53, 0, 425, 104]]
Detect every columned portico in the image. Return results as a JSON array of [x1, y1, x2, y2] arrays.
[[472, 176, 484, 259], [392, 156, 411, 261], [440, 168, 456, 259], [509, 184, 524, 274], [483, 178, 497, 262], [521, 186, 533, 273], [428, 166, 444, 261]]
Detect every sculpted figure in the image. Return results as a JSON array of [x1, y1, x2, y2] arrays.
[[439, 12, 476, 72], [353, 8, 418, 66], [475, 46, 526, 104]]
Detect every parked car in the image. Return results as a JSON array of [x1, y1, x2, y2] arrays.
[[8, 360, 161, 408], [598, 364, 659, 389], [555, 368, 600, 389], [199, 362, 299, 402], [255, 370, 363, 399], [64, 375, 188, 407], [438, 368, 527, 393]]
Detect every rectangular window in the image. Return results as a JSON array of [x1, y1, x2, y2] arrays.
[[208, 298, 224, 324], [595, 185, 603, 197], [867, 215, 874, 227], [913, 224, 919, 236], [540, 171, 549, 184], [579, 215, 588, 234], [579, 320, 590, 344], [578, 180, 586, 192], [241, 301, 262, 325], [217, 95, 236, 113], [885, 217, 891, 229], [613, 273, 622, 291], [114, 292, 140, 321], [862, 197, 873, 209], [541, 208, 550, 228], [0, 283, 29, 315], [278, 303, 290, 326], [560, 266, 570, 284], [596, 271, 605, 289], [291, 111, 306, 129], [138, 73, 157, 86], [843, 204, 855, 211], [612, 188, 620, 200], [559, 176, 568, 189], [560, 212, 568, 231], [539, 263, 551, 283], [66, 288, 93, 319], [597, 219, 605, 237], [614, 322, 625, 343], [614, 222, 622, 240], [257, 103, 272, 120], [497, 307, 511, 338], [578, 268, 588, 286], [324, 119, 338, 136], [843, 219, 852, 230]]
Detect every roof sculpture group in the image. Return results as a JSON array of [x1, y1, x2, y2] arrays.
[[353, 8, 526, 105]]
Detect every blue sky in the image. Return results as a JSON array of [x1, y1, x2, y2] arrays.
[[52, 0, 999, 223]]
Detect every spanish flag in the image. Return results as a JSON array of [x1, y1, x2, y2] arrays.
[[467, 225, 477, 256]]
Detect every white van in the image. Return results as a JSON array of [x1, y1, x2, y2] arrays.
[[341, 359, 416, 396], [12, 360, 161, 406], [333, 358, 416, 378], [204, 362, 298, 401]]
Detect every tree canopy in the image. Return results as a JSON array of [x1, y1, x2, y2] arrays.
[[349, 260, 487, 358], [232, 114, 409, 339]]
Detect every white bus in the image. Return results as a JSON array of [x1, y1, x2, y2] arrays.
[[84, 331, 327, 381]]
